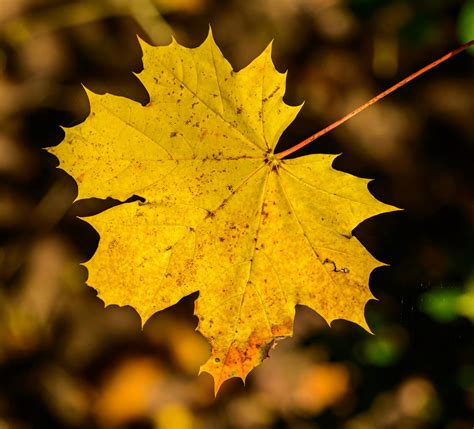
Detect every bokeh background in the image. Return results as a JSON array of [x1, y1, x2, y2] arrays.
[[1, 0, 474, 428]]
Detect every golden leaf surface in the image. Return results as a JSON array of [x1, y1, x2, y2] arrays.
[[49, 30, 396, 392]]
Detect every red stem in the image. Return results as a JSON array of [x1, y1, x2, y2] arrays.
[[276, 40, 474, 160]]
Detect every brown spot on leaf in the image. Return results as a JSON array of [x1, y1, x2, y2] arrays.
[[211, 328, 282, 390], [323, 258, 350, 273], [267, 86, 280, 99]]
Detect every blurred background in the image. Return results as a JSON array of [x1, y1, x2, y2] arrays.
[[0, 0, 473, 428]]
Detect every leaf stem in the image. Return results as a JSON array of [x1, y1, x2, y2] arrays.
[[276, 39, 474, 160]]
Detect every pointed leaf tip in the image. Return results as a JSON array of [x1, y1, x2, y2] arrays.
[[264, 39, 274, 55]]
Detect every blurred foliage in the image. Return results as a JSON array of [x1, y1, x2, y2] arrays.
[[0, 0, 473, 428], [420, 275, 474, 322], [458, 0, 474, 53], [420, 286, 464, 322]]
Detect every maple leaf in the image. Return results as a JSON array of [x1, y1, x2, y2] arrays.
[[49, 29, 397, 392]]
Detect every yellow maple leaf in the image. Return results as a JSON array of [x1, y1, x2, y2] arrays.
[[49, 29, 396, 392]]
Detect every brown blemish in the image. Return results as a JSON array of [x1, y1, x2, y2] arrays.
[[211, 327, 290, 390], [270, 319, 293, 337], [267, 86, 280, 99], [323, 258, 350, 273]]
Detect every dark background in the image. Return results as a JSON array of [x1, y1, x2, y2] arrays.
[[0, 0, 473, 428]]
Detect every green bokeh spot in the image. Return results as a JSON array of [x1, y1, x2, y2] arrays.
[[420, 288, 462, 322], [458, 0, 474, 54], [361, 336, 401, 367]]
